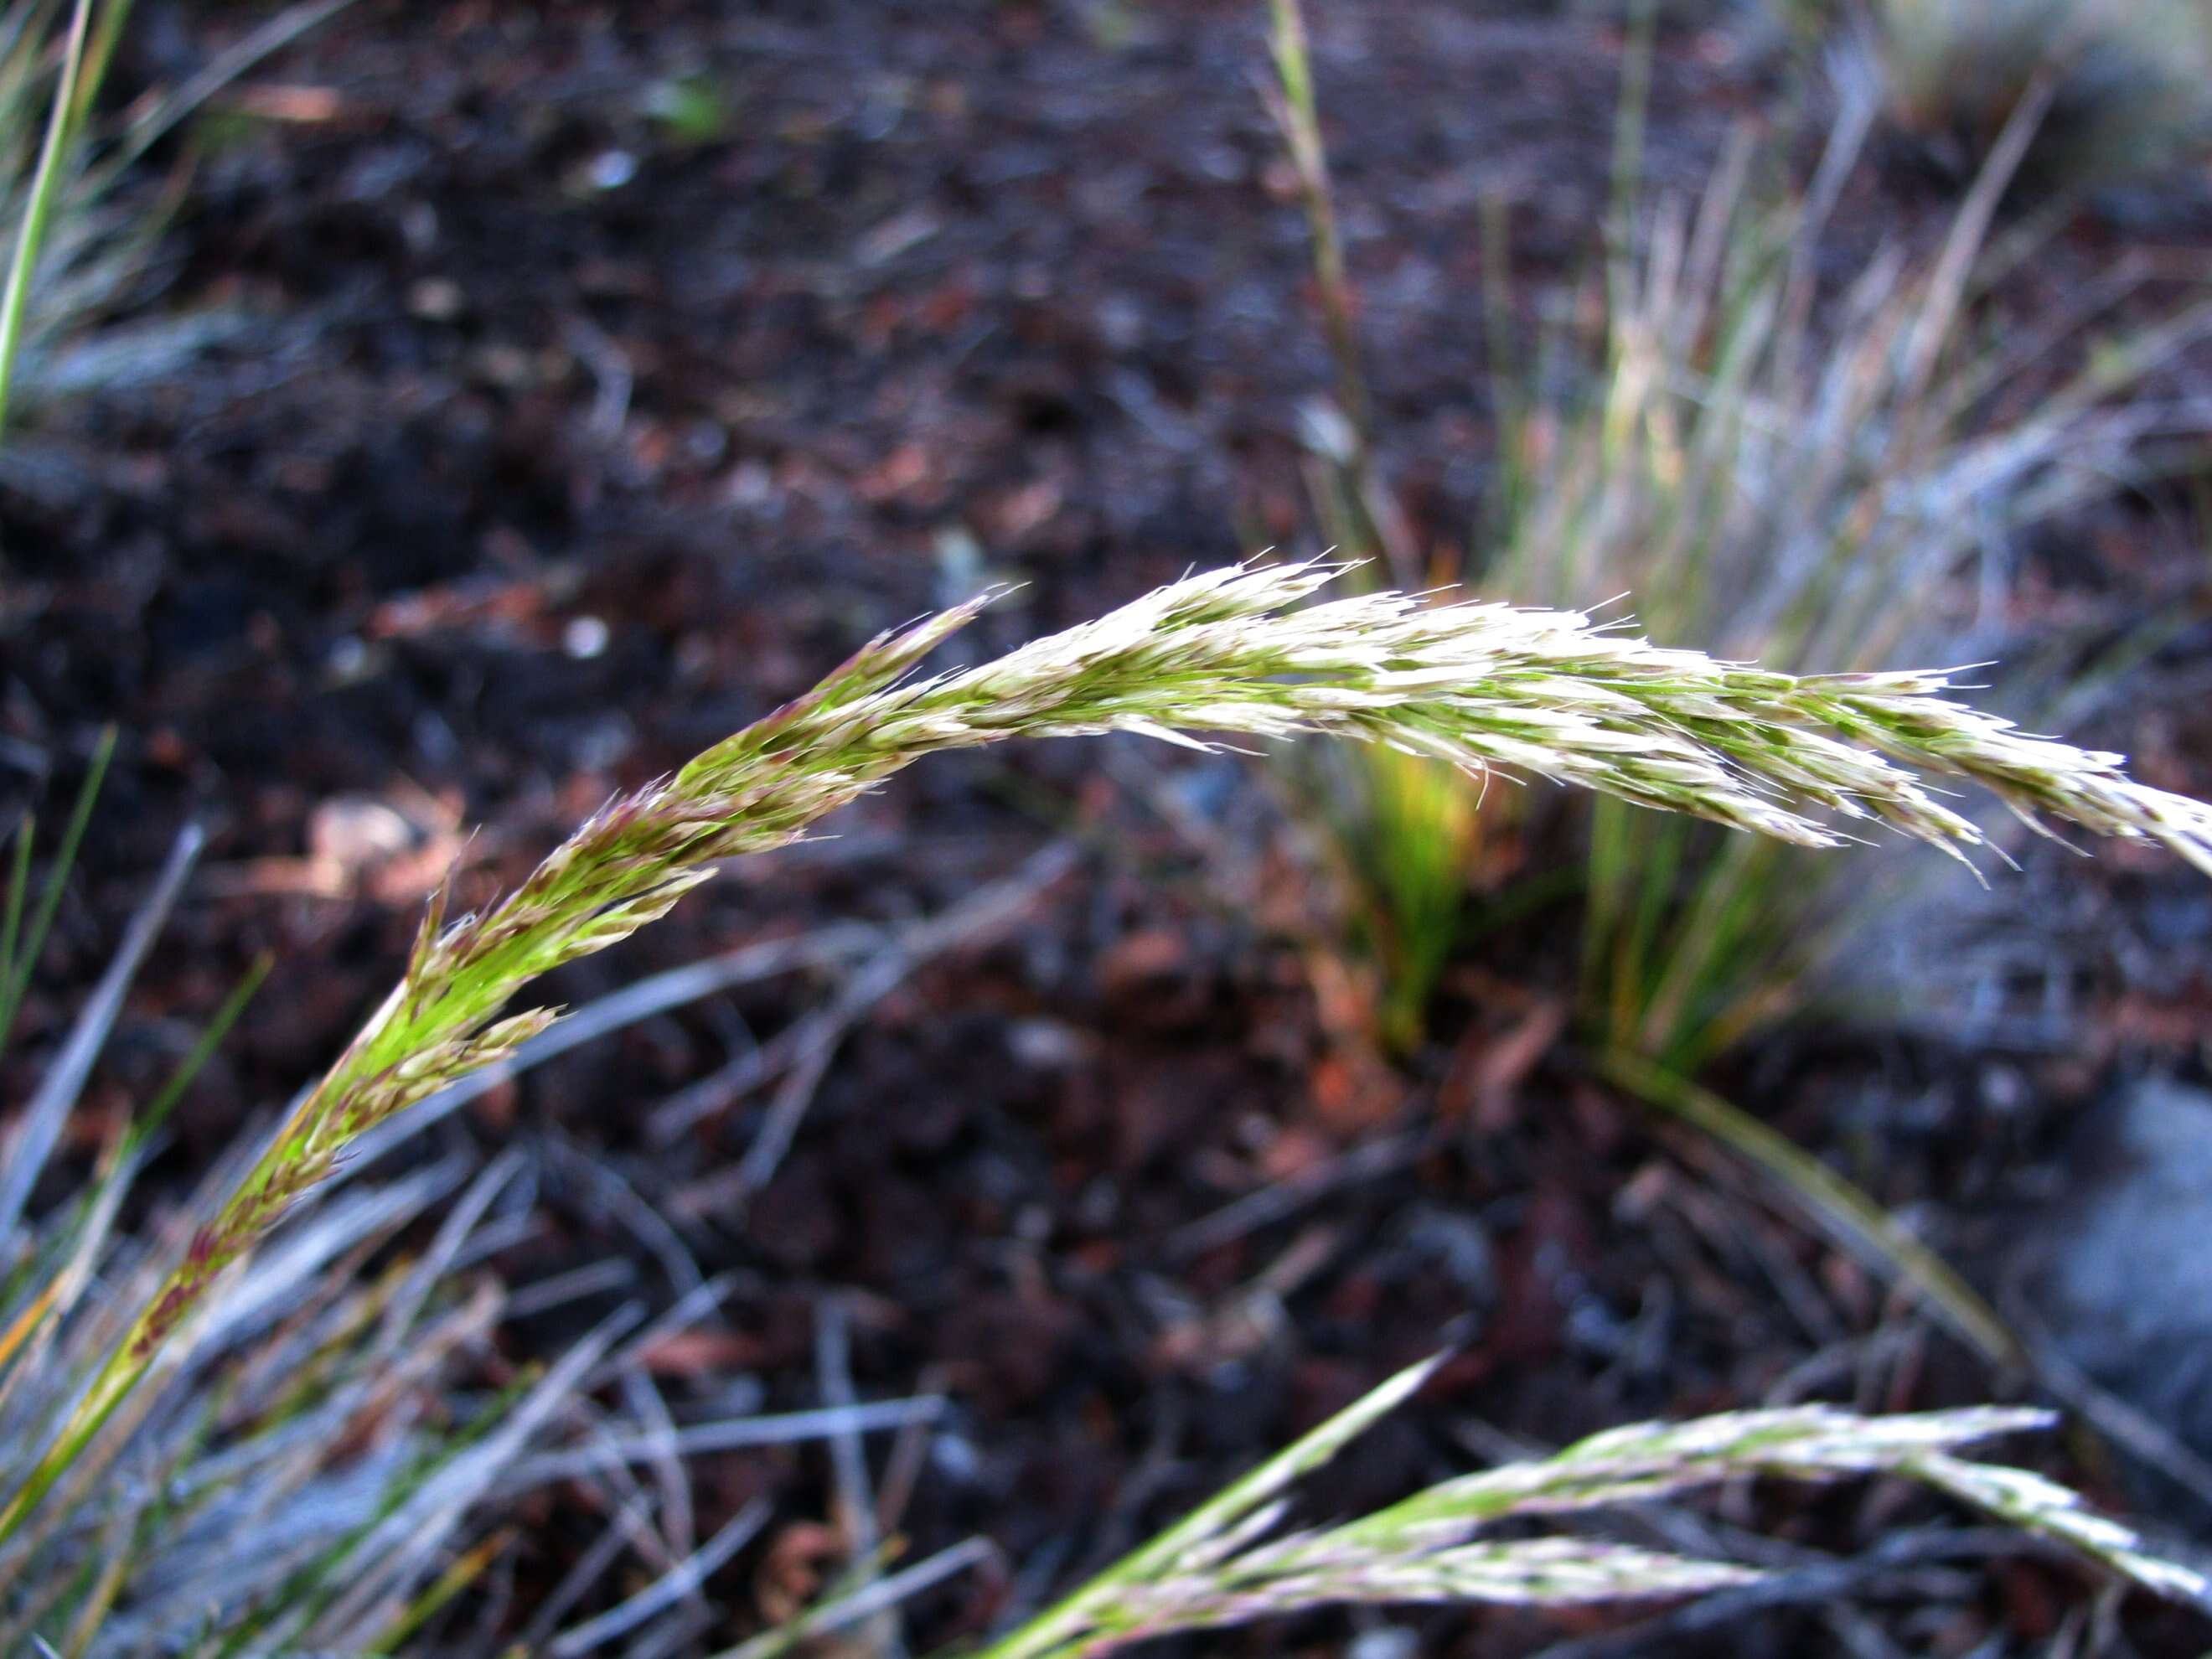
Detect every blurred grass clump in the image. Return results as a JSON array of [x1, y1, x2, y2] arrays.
[[1264, 0, 2209, 1068], [1870, 0, 2212, 190], [0, 758, 514, 1652], [0, 0, 347, 447], [1495, 106, 2209, 1072], [0, 756, 812, 1655]]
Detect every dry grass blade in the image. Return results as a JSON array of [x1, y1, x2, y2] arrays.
[[1871, 0, 2212, 189], [1603, 1052, 2022, 1370], [0, 822, 199, 1233]]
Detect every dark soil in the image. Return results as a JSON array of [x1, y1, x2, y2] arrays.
[[5, 2, 2211, 1655]]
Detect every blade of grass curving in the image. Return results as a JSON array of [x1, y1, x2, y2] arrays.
[[0, 0, 92, 438], [0, 815, 32, 1044], [118, 950, 272, 1165], [0, 726, 113, 1060], [0, 820, 202, 1235], [1601, 1052, 2021, 1369], [364, 1527, 509, 1656]]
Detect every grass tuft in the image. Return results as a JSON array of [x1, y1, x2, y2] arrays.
[[1870, 0, 2212, 190], [0, 0, 355, 452], [1489, 90, 2212, 1072], [0, 768, 929, 1652]]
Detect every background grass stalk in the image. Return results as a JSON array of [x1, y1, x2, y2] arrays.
[[1263, 0, 1484, 1048], [0, 0, 90, 437]]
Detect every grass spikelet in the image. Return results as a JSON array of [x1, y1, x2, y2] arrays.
[[8, 559, 2208, 1562], [971, 1362, 2208, 1659]]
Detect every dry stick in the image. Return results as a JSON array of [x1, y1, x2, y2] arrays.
[[1166, 1129, 1425, 1260], [9, 560, 2209, 1545], [732, 841, 1075, 1195], [546, 1499, 771, 1659], [649, 844, 1073, 1152], [819, 1293, 905, 1659], [352, 919, 886, 1167]]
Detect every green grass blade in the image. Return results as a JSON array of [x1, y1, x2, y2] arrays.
[[121, 951, 272, 1161], [0, 724, 114, 1058], [0, 811, 33, 1055], [0, 0, 95, 438]]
